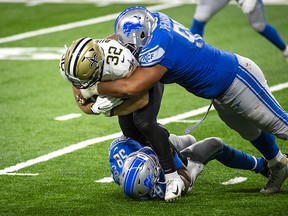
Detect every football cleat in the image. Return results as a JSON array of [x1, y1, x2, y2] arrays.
[[186, 158, 204, 192], [260, 154, 288, 194], [283, 45, 288, 62], [164, 172, 185, 202]]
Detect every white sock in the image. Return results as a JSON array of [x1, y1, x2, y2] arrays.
[[268, 151, 283, 167], [283, 45, 288, 57]]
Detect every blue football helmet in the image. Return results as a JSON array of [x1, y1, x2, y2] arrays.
[[114, 6, 156, 56], [120, 147, 161, 199]]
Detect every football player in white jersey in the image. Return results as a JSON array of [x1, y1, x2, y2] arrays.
[[190, 0, 288, 61], [60, 37, 146, 116], [60, 36, 185, 202]]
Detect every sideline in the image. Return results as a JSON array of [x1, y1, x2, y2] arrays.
[[0, 82, 287, 175]]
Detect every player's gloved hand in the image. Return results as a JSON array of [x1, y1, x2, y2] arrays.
[[90, 96, 123, 117], [238, 0, 257, 14], [80, 82, 99, 100]]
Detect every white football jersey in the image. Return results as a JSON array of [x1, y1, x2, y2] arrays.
[[95, 39, 139, 81]]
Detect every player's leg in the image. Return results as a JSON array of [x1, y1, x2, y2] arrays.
[[246, 0, 288, 59], [181, 137, 265, 173], [190, 0, 230, 36], [213, 55, 288, 193], [118, 114, 149, 145], [180, 137, 268, 190], [132, 82, 184, 201], [169, 134, 197, 152]]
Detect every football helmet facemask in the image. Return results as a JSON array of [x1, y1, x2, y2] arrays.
[[59, 37, 104, 89], [114, 6, 156, 57], [120, 147, 161, 199]]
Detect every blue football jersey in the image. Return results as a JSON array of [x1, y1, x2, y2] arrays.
[[108, 136, 185, 199], [138, 12, 238, 99], [108, 136, 143, 185]]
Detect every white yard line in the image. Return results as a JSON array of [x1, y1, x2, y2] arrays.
[[1, 0, 286, 44], [0, 82, 287, 174], [54, 113, 82, 121], [0, 3, 182, 44], [221, 177, 248, 185]]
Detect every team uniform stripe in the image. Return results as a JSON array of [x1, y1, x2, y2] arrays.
[[68, 37, 92, 77], [237, 65, 288, 126], [124, 157, 144, 197]]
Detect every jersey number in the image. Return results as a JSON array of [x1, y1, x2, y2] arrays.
[[173, 21, 203, 48], [106, 46, 123, 65], [113, 149, 127, 168]]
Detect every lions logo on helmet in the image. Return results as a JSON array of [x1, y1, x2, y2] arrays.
[[114, 6, 156, 56], [120, 147, 161, 199], [59, 37, 104, 89]]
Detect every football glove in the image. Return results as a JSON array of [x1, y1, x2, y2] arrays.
[[80, 82, 99, 100], [90, 96, 123, 117], [238, 0, 257, 14]]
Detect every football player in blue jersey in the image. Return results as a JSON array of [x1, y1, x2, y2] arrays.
[[190, 0, 288, 61], [79, 6, 288, 198], [109, 134, 271, 200]]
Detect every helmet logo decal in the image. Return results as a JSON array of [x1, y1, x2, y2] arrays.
[[143, 173, 154, 189], [123, 15, 144, 37], [86, 53, 98, 69]]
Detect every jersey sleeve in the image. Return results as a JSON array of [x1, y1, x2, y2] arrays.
[[138, 13, 173, 67]]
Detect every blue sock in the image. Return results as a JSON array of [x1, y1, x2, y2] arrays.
[[215, 144, 263, 172], [259, 24, 286, 51], [250, 131, 279, 160], [190, 19, 205, 36]]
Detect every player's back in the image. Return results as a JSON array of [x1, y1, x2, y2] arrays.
[[108, 136, 143, 185], [139, 12, 238, 99]]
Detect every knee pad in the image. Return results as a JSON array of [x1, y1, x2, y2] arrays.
[[250, 21, 266, 32]]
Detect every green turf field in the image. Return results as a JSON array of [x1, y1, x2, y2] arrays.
[[0, 1, 287, 215]]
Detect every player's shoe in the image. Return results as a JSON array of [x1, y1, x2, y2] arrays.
[[164, 173, 185, 202], [186, 158, 204, 192], [260, 154, 288, 194], [283, 45, 288, 62], [259, 153, 288, 178]]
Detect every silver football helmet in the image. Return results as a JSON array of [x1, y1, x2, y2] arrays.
[[114, 6, 156, 56], [120, 147, 161, 199], [59, 37, 104, 89]]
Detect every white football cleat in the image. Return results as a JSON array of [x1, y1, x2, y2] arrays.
[[186, 158, 204, 192], [260, 154, 288, 194], [164, 172, 185, 202], [283, 45, 288, 62]]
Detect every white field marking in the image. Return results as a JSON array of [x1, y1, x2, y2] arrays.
[[0, 172, 38, 176], [221, 177, 248, 185], [0, 47, 65, 60], [0, 82, 287, 175], [54, 113, 82, 121], [95, 177, 114, 183], [0, 3, 182, 44], [269, 82, 288, 92]]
